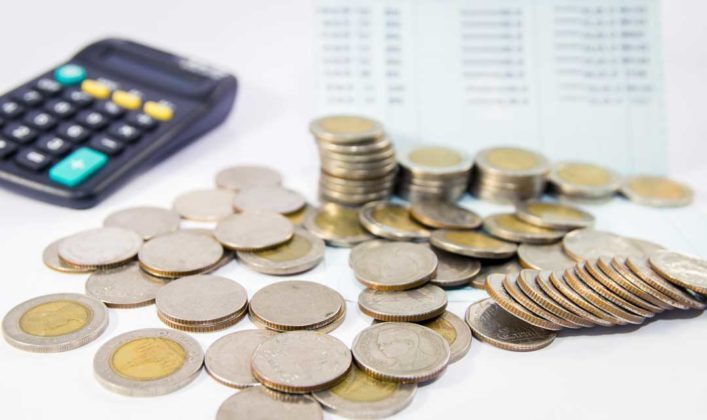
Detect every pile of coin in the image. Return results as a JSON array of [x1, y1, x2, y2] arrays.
[[470, 146, 550, 203], [396, 145, 472, 202], [310, 115, 397, 206]]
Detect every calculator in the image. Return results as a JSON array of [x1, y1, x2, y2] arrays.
[[0, 38, 237, 209]]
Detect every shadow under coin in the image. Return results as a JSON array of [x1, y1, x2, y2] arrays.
[[558, 308, 704, 338]]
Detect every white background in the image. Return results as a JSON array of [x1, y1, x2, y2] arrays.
[[0, 1, 705, 419]]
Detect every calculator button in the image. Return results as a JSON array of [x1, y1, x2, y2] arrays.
[[63, 89, 93, 108], [45, 99, 76, 118], [81, 79, 111, 99], [15, 149, 51, 171], [0, 138, 17, 159], [107, 123, 141, 142], [3, 123, 37, 144], [76, 110, 108, 130], [57, 122, 90, 143], [0, 100, 24, 119], [143, 101, 173, 121], [94, 101, 125, 118], [49, 147, 107, 187], [54, 64, 86, 86], [35, 78, 63, 96], [24, 111, 57, 131], [36, 135, 72, 156], [126, 112, 157, 131], [13, 89, 43, 107], [89, 135, 124, 156], [112, 90, 142, 110]]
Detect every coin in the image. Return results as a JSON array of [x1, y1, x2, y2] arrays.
[[103, 206, 181, 240], [2, 293, 108, 353], [516, 270, 594, 328], [502, 273, 581, 329], [465, 298, 556, 352], [93, 328, 203, 396], [483, 213, 566, 244], [585, 259, 665, 313], [596, 257, 672, 311], [173, 189, 235, 221], [43, 239, 94, 273], [351, 242, 437, 290], [563, 268, 643, 324], [515, 200, 594, 229], [312, 364, 416, 418], [237, 229, 324, 275], [232, 186, 306, 214], [469, 258, 523, 289], [285, 204, 313, 226], [139, 231, 224, 278], [205, 329, 279, 388], [485, 274, 562, 330], [409, 201, 481, 229], [304, 203, 373, 247], [609, 257, 690, 310], [475, 147, 551, 178], [573, 262, 653, 318], [397, 145, 472, 202], [352, 322, 450, 383], [310, 115, 385, 144], [548, 161, 621, 198], [349, 240, 389, 268], [518, 242, 576, 271], [358, 285, 448, 322], [621, 175, 693, 207], [251, 330, 352, 393], [625, 257, 705, 310], [58, 227, 143, 269], [215, 165, 282, 191], [562, 229, 645, 261], [399, 145, 472, 176], [249, 280, 345, 331], [430, 229, 517, 259], [471, 147, 550, 203], [547, 271, 622, 326], [428, 245, 481, 288], [535, 271, 613, 327], [359, 201, 430, 241], [419, 311, 472, 363], [85, 262, 168, 308], [217, 387, 323, 420], [630, 238, 665, 255], [649, 250, 707, 295], [215, 211, 294, 251]]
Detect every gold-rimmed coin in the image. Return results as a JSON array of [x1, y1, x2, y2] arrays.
[[516, 270, 594, 328], [584, 259, 664, 313], [359, 201, 429, 241], [304, 203, 373, 247], [563, 268, 643, 325], [409, 201, 481, 229], [484, 274, 562, 331], [503, 272, 581, 329], [483, 213, 566, 244], [518, 242, 576, 271], [515, 200, 594, 229], [596, 257, 672, 311], [547, 271, 620, 326], [430, 229, 517, 259], [475, 147, 550, 178], [310, 115, 385, 144], [574, 262, 654, 318], [649, 250, 707, 296], [621, 175, 693, 207]]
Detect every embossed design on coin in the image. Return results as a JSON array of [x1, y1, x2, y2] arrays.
[[428, 245, 481, 288], [351, 242, 438, 290], [173, 189, 235, 221], [304, 203, 373, 247], [649, 250, 707, 295], [43, 239, 94, 273], [58, 227, 143, 269], [626, 257, 705, 310], [215, 211, 294, 251], [216, 386, 323, 420], [562, 229, 645, 261], [138, 231, 224, 278], [621, 175, 693, 207], [232, 186, 306, 214], [409, 201, 481, 229], [237, 229, 324, 275], [205, 329, 278, 388], [103, 206, 181, 240], [419, 311, 472, 363], [359, 201, 430, 241], [85, 262, 168, 308], [215, 165, 282, 191], [358, 285, 447, 322], [518, 242, 576, 271], [431, 229, 517, 259]]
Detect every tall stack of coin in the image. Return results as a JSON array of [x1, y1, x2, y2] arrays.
[[470, 146, 550, 203], [310, 115, 397, 206], [396, 145, 472, 202]]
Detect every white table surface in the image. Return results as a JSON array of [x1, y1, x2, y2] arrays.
[[1, 1, 706, 419]]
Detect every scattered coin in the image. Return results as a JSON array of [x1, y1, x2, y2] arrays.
[[103, 206, 180, 240], [237, 229, 325, 275], [304, 203, 374, 247], [2, 293, 108, 353], [215, 165, 282, 191], [573, 263, 652, 319], [312, 365, 416, 419], [562, 229, 645, 261], [625, 257, 705, 310], [515, 200, 594, 229], [469, 258, 523, 289], [359, 201, 430, 241], [563, 268, 641, 325], [216, 386, 323, 420], [649, 250, 707, 296], [428, 245, 481, 288], [351, 242, 438, 290], [214, 211, 294, 251], [471, 147, 550, 203], [548, 161, 621, 199], [58, 227, 143, 269], [430, 229, 517, 259], [419, 311, 472, 363], [465, 298, 556, 351], [85, 262, 168, 308], [139, 231, 224, 278], [608, 257, 689, 310], [485, 274, 562, 331], [205, 329, 279, 388], [621, 175, 694, 207], [502, 273, 581, 329], [409, 201, 482, 229], [536, 271, 614, 327], [93, 328, 203, 396], [173, 189, 235, 221], [483, 213, 566, 244], [310, 115, 385, 144], [518, 242, 577, 271], [516, 270, 595, 328], [232, 186, 306, 214], [42, 239, 94, 273], [584, 259, 664, 313], [251, 330, 352, 393], [358, 285, 447, 322]]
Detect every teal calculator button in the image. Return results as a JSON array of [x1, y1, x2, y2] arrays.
[[54, 64, 86, 86], [49, 147, 108, 187]]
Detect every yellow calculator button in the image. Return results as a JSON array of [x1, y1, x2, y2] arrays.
[[81, 79, 111, 99], [112, 90, 142, 110], [143, 101, 174, 121]]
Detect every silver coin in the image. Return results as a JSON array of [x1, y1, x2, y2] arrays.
[[483, 213, 566, 244], [515, 200, 595, 230], [430, 229, 517, 259], [2, 293, 108, 353], [358, 285, 448, 322], [85, 262, 168, 308], [232, 186, 306, 214], [237, 229, 325, 275], [351, 242, 438, 291], [310, 115, 385, 144], [103, 206, 181, 240], [428, 245, 481, 288], [562, 229, 645, 261], [469, 258, 523, 289], [630, 238, 665, 255], [216, 386, 323, 420], [419, 311, 472, 363], [312, 365, 416, 418], [173, 189, 235, 221], [205, 329, 279, 388], [43, 239, 94, 273], [359, 201, 430, 241], [251, 330, 352, 393], [93, 328, 203, 396], [214, 211, 294, 251], [58, 227, 143, 269], [304, 203, 374, 247], [352, 322, 450, 383], [649, 250, 707, 295], [138, 231, 224, 278], [349, 240, 390, 268], [215, 165, 282, 191], [518, 242, 576, 271], [409, 201, 481, 230], [249, 280, 345, 331], [156, 275, 248, 324]]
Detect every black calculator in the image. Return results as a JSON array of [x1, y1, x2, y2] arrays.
[[0, 38, 237, 209]]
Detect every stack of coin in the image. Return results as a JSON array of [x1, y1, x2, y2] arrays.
[[470, 147, 550, 203], [396, 145, 472, 202], [310, 115, 397, 206], [548, 161, 621, 202]]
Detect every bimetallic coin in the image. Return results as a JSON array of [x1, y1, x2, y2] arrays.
[[312, 365, 416, 419], [358, 285, 447, 322], [548, 161, 621, 198], [304, 203, 373, 247], [93, 328, 203, 396], [430, 229, 517, 259], [485, 274, 562, 331], [516, 270, 594, 328], [475, 147, 550, 178], [359, 201, 430, 241], [621, 175, 694, 207], [398, 145, 472, 175], [465, 298, 556, 352], [518, 242, 576, 271], [419, 311, 472, 363], [103, 206, 180, 240], [515, 200, 594, 229], [483, 213, 566, 244], [562, 229, 645, 262], [285, 204, 313, 226], [310, 115, 385, 144], [43, 239, 94, 273], [237, 230, 325, 275], [625, 257, 705, 310], [351, 242, 438, 291], [649, 250, 707, 296], [232, 186, 306, 215], [428, 245, 481, 289], [215, 211, 294, 251], [217, 386, 323, 420], [502, 273, 581, 329], [215, 165, 282, 191], [205, 329, 279, 388], [138, 231, 224, 278], [251, 331, 352, 393], [409, 201, 482, 230], [2, 293, 108, 353], [173, 189, 235, 221], [57, 227, 143, 269], [469, 259, 523, 289], [85, 263, 168, 308]]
